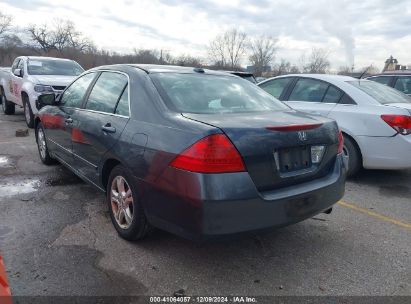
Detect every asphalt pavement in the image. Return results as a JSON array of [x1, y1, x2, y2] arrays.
[[0, 109, 410, 299]]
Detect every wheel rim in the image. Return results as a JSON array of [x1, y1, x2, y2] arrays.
[[111, 176, 134, 229], [24, 102, 30, 123], [37, 128, 47, 159]]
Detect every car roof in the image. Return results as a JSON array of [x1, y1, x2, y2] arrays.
[[123, 64, 237, 76], [89, 64, 239, 77], [24, 56, 76, 62], [368, 72, 411, 76], [260, 74, 359, 87]]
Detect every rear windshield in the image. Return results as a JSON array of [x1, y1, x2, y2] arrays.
[[347, 80, 411, 104], [27, 59, 84, 76], [150, 73, 289, 114]]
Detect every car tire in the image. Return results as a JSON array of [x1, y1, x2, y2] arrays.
[[107, 165, 151, 241], [36, 122, 55, 165], [1, 90, 15, 115], [343, 135, 361, 177], [23, 95, 34, 128]]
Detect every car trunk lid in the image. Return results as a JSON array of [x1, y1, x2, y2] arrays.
[[182, 110, 340, 191], [385, 103, 411, 114]]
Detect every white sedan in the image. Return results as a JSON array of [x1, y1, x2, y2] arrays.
[[258, 74, 411, 176]]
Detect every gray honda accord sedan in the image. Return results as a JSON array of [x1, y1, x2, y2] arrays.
[[34, 64, 347, 241]]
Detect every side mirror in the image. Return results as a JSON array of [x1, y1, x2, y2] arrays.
[[13, 68, 23, 77], [36, 93, 56, 109]]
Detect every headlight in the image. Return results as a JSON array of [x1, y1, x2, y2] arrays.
[[34, 85, 54, 93]]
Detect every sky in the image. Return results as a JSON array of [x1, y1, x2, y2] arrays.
[[1, 0, 410, 71]]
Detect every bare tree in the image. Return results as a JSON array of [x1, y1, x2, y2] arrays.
[[28, 19, 94, 53], [133, 48, 160, 64], [272, 59, 300, 76], [0, 12, 12, 38], [172, 54, 202, 67], [27, 24, 53, 52], [302, 48, 330, 74], [249, 36, 277, 76], [337, 65, 353, 75], [208, 29, 248, 70]]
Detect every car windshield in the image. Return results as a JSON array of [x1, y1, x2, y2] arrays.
[[150, 73, 289, 114], [347, 80, 411, 104], [27, 59, 84, 76]]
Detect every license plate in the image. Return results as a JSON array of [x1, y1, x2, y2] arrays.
[[275, 146, 311, 173]]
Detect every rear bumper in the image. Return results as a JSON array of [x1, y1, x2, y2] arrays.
[[357, 134, 411, 169], [142, 155, 346, 240]]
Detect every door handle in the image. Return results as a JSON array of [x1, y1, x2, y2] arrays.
[[65, 117, 73, 124], [102, 123, 116, 133]]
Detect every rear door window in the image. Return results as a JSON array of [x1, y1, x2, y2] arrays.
[[394, 76, 411, 95], [259, 78, 292, 99], [339, 94, 356, 105], [85, 72, 128, 114], [323, 85, 343, 103], [114, 85, 130, 116], [289, 78, 328, 102]]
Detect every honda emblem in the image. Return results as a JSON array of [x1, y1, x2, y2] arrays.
[[298, 131, 308, 141]]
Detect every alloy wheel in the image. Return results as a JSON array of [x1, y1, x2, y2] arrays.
[[24, 102, 31, 124], [110, 176, 134, 229], [37, 127, 47, 160]]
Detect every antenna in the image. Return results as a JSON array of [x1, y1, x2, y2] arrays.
[[358, 64, 373, 79]]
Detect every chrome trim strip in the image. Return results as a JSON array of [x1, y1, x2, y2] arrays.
[[53, 153, 105, 192], [48, 138, 98, 169], [75, 108, 129, 119]]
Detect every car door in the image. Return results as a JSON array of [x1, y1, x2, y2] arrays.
[[12, 59, 26, 106], [258, 77, 295, 100], [9, 58, 22, 104], [44, 72, 97, 166], [72, 71, 130, 184], [285, 78, 340, 116]]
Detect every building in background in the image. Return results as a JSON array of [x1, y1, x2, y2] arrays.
[[383, 56, 408, 72]]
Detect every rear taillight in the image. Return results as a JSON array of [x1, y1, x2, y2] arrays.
[[170, 134, 246, 173], [381, 115, 411, 135], [337, 129, 344, 154]]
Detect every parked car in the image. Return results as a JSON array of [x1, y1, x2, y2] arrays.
[[0, 56, 84, 127], [34, 65, 346, 241], [259, 74, 411, 176], [366, 72, 411, 96]]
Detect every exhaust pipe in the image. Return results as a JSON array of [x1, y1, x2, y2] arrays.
[[323, 208, 333, 214]]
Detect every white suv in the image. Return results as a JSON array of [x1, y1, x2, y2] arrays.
[[0, 56, 84, 127]]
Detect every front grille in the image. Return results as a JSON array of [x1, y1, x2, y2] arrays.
[[52, 86, 66, 91]]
